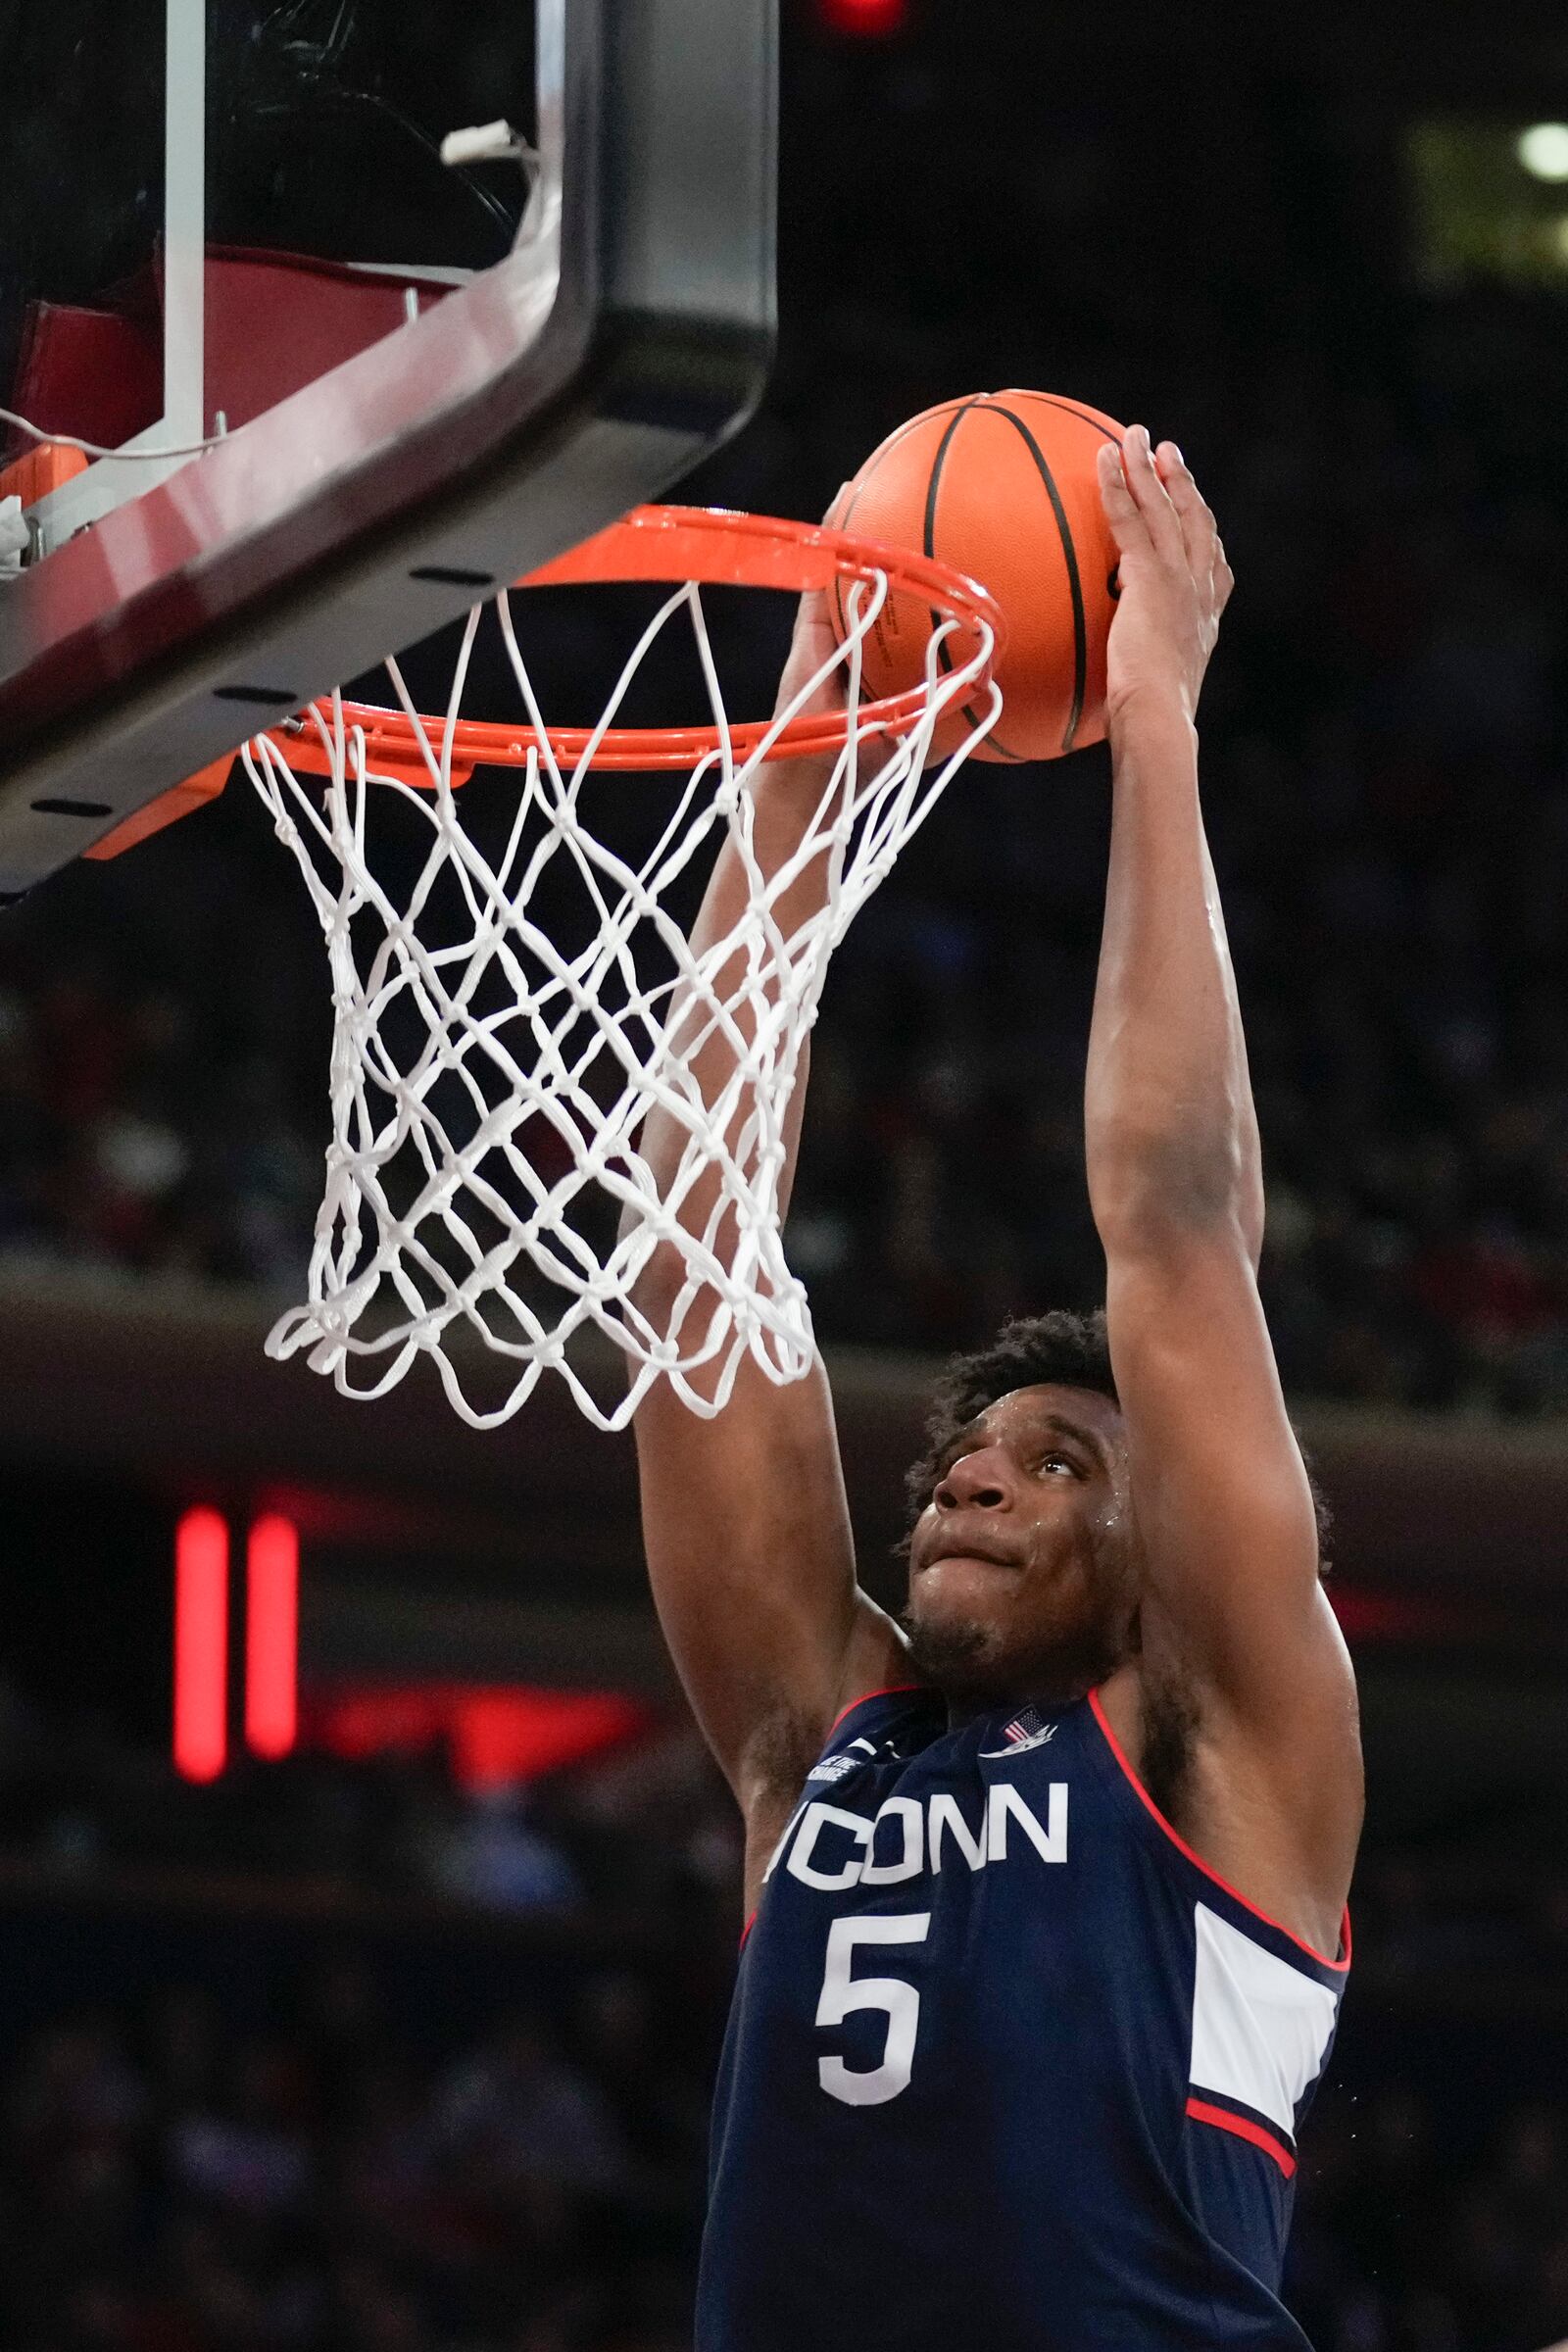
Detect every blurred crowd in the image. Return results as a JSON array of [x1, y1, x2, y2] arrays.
[[0, 1692, 734, 2352], [0, 1692, 1565, 2352], [1, 1964, 709, 2352], [1291, 2088, 1568, 2352], [0, 968, 318, 1294]]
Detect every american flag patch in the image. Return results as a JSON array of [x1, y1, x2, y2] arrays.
[[980, 1707, 1056, 1758]]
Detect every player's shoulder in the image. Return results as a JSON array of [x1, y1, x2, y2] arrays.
[[808, 1682, 945, 1773], [822, 1680, 941, 1740]]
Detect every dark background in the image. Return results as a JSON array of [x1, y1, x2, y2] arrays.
[[2, 2, 1568, 2347]]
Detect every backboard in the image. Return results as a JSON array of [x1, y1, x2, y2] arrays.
[[0, 0, 777, 901]]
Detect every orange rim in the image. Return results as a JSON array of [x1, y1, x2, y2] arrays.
[[270, 504, 1004, 781]]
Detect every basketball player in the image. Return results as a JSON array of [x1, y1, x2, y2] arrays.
[[628, 423, 1362, 2349]]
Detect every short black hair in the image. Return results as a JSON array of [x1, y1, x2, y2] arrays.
[[903, 1307, 1333, 1573]]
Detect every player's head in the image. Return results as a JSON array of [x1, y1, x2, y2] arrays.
[[901, 1311, 1135, 1710], [902, 1309, 1330, 1712]]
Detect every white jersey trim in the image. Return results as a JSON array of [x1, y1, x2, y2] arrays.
[[1189, 1902, 1340, 2135]]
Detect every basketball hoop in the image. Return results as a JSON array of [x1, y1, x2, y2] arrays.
[[242, 504, 1003, 1431]]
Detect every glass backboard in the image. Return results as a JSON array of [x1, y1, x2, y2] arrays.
[[0, 0, 777, 900]]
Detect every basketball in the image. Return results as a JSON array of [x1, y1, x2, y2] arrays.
[[828, 390, 1127, 763]]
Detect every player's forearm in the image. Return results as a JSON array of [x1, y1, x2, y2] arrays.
[[626, 754, 836, 1295], [1085, 689, 1264, 1263]]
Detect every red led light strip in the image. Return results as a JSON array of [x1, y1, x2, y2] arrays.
[[173, 1508, 228, 1783], [246, 1515, 300, 1761]]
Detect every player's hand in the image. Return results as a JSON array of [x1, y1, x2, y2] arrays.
[[772, 486, 856, 728], [772, 584, 844, 728], [1096, 425, 1233, 727], [761, 490, 857, 802]]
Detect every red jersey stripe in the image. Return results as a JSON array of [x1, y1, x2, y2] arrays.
[[828, 1683, 920, 1736], [1186, 2096, 1298, 2180], [1088, 1687, 1350, 1973]]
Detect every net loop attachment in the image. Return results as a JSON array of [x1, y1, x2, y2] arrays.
[[242, 504, 1003, 1431]]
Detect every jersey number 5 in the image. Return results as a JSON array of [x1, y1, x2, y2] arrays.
[[816, 1913, 931, 2106]]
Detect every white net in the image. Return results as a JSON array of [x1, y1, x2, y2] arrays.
[[242, 559, 999, 1430]]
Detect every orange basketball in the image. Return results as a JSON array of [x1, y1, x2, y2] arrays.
[[828, 390, 1126, 764]]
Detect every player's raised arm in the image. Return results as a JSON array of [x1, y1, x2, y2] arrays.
[[1086, 426, 1360, 1944], [626, 589, 906, 1849]]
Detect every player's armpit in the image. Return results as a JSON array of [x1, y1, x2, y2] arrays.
[[1102, 1225, 1362, 1864], [633, 1342, 907, 1816]]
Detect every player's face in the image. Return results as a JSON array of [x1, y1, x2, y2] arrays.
[[903, 1383, 1139, 1710]]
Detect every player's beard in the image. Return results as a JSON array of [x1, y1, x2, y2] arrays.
[[899, 1612, 1004, 1704], [900, 1602, 1129, 1713]]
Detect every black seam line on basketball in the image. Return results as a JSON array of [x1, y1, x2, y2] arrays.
[[831, 402, 969, 647], [928, 402, 1028, 760], [996, 395, 1116, 741], [982, 398, 1088, 755], [832, 470, 873, 649], [1014, 393, 1121, 446], [923, 398, 1000, 745]]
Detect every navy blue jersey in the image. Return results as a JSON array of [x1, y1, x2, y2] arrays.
[[699, 1684, 1348, 2351]]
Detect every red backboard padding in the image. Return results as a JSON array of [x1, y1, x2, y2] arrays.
[[6, 247, 457, 463], [5, 302, 162, 461], [197, 246, 458, 432]]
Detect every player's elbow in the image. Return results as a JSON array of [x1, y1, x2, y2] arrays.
[[1090, 1120, 1251, 1256]]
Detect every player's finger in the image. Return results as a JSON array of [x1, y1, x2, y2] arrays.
[[1155, 442, 1219, 581], [1213, 532, 1236, 611], [1119, 425, 1185, 563], [793, 586, 837, 650], [1096, 441, 1146, 554], [786, 585, 837, 667]]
